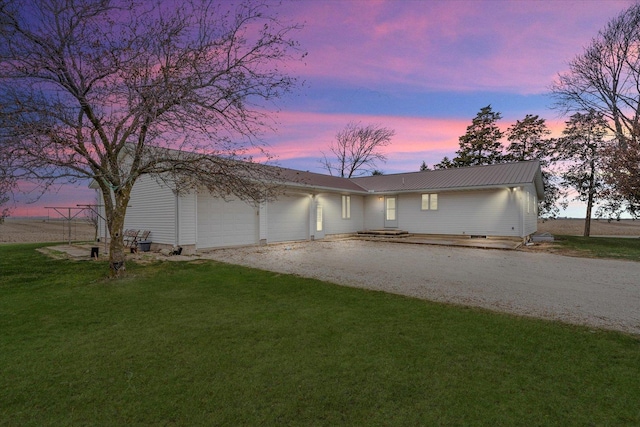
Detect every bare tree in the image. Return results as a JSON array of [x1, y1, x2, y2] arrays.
[[602, 141, 640, 218], [551, 3, 640, 216], [321, 122, 395, 178], [0, 0, 304, 276], [552, 4, 640, 145]]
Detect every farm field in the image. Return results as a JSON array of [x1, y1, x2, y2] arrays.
[[537, 218, 640, 236], [0, 218, 95, 243]]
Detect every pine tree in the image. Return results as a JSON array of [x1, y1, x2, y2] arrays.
[[451, 105, 504, 167]]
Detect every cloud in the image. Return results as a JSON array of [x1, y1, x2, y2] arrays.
[[12, 0, 630, 216], [286, 0, 635, 94]]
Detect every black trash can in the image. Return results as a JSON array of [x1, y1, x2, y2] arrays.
[[138, 241, 151, 252]]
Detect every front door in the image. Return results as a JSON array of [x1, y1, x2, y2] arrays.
[[384, 196, 398, 228]]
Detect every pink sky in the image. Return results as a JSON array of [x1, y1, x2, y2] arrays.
[[8, 0, 634, 218]]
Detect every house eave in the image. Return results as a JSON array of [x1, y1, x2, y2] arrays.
[[365, 183, 533, 195], [279, 181, 541, 197], [281, 181, 370, 195]]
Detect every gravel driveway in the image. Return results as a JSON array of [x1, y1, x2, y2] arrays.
[[202, 239, 640, 335]]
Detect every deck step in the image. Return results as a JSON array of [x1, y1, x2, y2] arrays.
[[356, 229, 410, 237]]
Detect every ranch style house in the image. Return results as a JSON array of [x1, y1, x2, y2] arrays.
[[94, 160, 544, 254]]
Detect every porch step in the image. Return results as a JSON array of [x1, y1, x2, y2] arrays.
[[356, 229, 411, 237]]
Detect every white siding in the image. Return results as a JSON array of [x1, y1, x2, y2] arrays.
[[125, 175, 177, 245], [522, 184, 538, 236], [178, 191, 197, 246], [392, 189, 521, 237], [315, 193, 364, 235], [259, 201, 268, 242], [196, 192, 258, 249], [363, 195, 385, 230], [266, 194, 310, 243]]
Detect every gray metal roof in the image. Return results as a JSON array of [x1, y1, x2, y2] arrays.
[[275, 167, 369, 192], [253, 160, 544, 198], [350, 161, 544, 197]]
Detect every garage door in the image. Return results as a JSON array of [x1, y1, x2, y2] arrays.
[[267, 195, 309, 243], [197, 193, 258, 249]]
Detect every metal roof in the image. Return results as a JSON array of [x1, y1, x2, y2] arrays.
[[104, 146, 543, 197], [349, 161, 544, 197], [275, 167, 369, 192]]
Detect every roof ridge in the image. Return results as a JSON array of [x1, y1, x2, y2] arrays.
[[349, 159, 540, 181]]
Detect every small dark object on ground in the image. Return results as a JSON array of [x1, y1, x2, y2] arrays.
[[138, 241, 151, 252]]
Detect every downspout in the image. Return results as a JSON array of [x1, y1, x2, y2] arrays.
[[175, 191, 180, 248], [194, 191, 198, 251], [310, 194, 315, 240], [521, 187, 526, 240]]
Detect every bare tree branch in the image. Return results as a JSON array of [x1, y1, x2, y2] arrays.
[[321, 122, 395, 178], [550, 3, 640, 217]]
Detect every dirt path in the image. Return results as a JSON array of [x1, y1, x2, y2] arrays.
[[201, 239, 640, 335]]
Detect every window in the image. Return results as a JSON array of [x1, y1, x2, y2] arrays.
[[341, 195, 351, 219], [421, 193, 438, 210]]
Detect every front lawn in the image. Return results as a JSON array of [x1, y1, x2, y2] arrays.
[[1, 244, 639, 425]]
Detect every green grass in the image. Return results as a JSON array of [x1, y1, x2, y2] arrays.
[[1, 244, 639, 426], [554, 235, 640, 261]]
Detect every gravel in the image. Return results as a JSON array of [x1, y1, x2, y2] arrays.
[[201, 239, 640, 335]]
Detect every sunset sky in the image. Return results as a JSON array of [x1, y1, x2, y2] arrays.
[[10, 0, 634, 217]]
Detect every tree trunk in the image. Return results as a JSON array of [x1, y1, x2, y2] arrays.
[[584, 196, 593, 237], [105, 188, 132, 277], [584, 167, 596, 237], [108, 212, 127, 276]]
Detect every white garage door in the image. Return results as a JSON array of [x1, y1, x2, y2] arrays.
[[267, 195, 309, 243], [197, 193, 258, 249]]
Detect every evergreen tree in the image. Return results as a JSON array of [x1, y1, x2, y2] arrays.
[[505, 114, 561, 218], [505, 114, 551, 164], [433, 156, 454, 169], [451, 105, 504, 167]]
